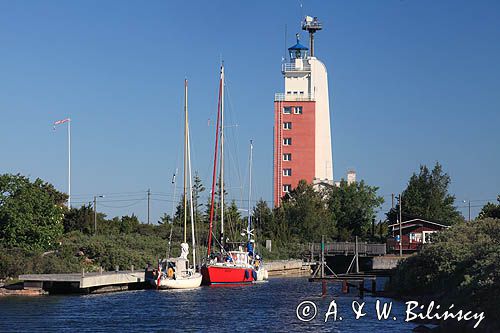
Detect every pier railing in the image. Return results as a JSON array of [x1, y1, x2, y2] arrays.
[[307, 241, 386, 257]]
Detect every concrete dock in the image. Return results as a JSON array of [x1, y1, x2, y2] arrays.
[[263, 259, 310, 276], [19, 270, 146, 294]]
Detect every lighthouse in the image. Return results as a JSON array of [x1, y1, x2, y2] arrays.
[[273, 16, 333, 207]]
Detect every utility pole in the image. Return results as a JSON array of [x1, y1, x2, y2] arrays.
[[399, 194, 403, 258], [93, 195, 104, 235], [468, 200, 471, 223], [147, 188, 151, 224], [94, 196, 97, 235]]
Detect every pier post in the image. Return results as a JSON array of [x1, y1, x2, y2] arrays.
[[81, 268, 85, 277], [342, 280, 349, 293], [131, 265, 134, 272], [322, 280, 327, 296], [355, 236, 359, 274], [358, 280, 364, 298], [310, 243, 314, 263], [115, 265, 119, 272], [321, 235, 325, 278], [99, 267, 103, 274]]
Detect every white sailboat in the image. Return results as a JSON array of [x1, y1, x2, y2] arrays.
[[246, 140, 268, 282], [153, 79, 202, 289]]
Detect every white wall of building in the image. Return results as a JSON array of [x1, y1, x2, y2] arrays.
[[309, 57, 333, 181]]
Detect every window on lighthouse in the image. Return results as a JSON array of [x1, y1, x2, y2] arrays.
[[283, 169, 292, 176], [294, 106, 303, 114], [283, 107, 292, 114], [283, 153, 292, 161], [283, 122, 292, 130], [283, 184, 292, 193], [283, 138, 292, 146]]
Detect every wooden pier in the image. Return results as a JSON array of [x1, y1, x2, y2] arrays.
[[19, 269, 146, 294], [309, 236, 395, 297]]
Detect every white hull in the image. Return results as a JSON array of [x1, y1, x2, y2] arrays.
[[255, 268, 269, 281], [157, 273, 202, 289]]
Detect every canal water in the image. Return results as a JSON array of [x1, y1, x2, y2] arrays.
[[0, 277, 417, 332]]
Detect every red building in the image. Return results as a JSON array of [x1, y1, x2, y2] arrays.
[[388, 218, 450, 252]]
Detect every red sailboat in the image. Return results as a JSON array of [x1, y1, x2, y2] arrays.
[[201, 64, 265, 285]]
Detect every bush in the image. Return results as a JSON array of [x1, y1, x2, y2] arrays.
[[390, 218, 500, 322], [0, 231, 179, 278]]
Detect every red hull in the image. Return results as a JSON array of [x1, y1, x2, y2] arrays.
[[201, 265, 254, 285]]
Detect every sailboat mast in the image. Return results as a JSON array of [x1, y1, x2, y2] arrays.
[[220, 64, 225, 252], [183, 79, 188, 243], [187, 121, 196, 269], [207, 66, 223, 256], [247, 140, 253, 241]]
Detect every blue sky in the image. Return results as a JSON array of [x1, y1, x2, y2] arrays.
[[1, 0, 499, 223]]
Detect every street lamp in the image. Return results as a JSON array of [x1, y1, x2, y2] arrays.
[[94, 195, 105, 234]]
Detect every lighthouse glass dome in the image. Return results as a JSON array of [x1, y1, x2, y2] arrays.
[[288, 38, 308, 60]]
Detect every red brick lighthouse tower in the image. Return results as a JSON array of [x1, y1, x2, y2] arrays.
[[273, 16, 333, 206]]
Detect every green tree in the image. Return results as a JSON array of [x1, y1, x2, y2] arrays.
[[0, 174, 66, 251], [280, 180, 334, 242], [120, 214, 140, 233], [387, 162, 463, 225], [253, 199, 273, 240], [225, 200, 243, 242], [478, 195, 500, 220], [192, 172, 207, 245], [324, 179, 384, 240], [63, 204, 94, 234]]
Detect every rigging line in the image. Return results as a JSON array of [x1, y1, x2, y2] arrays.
[[99, 200, 145, 208], [151, 198, 176, 203], [71, 190, 146, 197], [152, 193, 177, 197], [98, 198, 146, 203], [86, 193, 149, 199], [223, 79, 244, 203]]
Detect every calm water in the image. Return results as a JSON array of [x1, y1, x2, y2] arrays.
[[0, 277, 417, 332]]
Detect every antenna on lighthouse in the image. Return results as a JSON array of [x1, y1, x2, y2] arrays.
[[302, 16, 322, 57]]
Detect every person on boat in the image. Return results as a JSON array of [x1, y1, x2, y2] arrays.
[[246, 239, 255, 257], [254, 254, 262, 270]]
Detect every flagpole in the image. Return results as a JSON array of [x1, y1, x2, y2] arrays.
[[67, 119, 71, 208]]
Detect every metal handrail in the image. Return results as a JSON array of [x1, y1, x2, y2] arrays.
[[309, 242, 387, 256], [274, 92, 314, 102], [282, 63, 311, 72]]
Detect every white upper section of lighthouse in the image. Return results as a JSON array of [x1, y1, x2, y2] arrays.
[[277, 19, 334, 183], [310, 56, 333, 182]]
